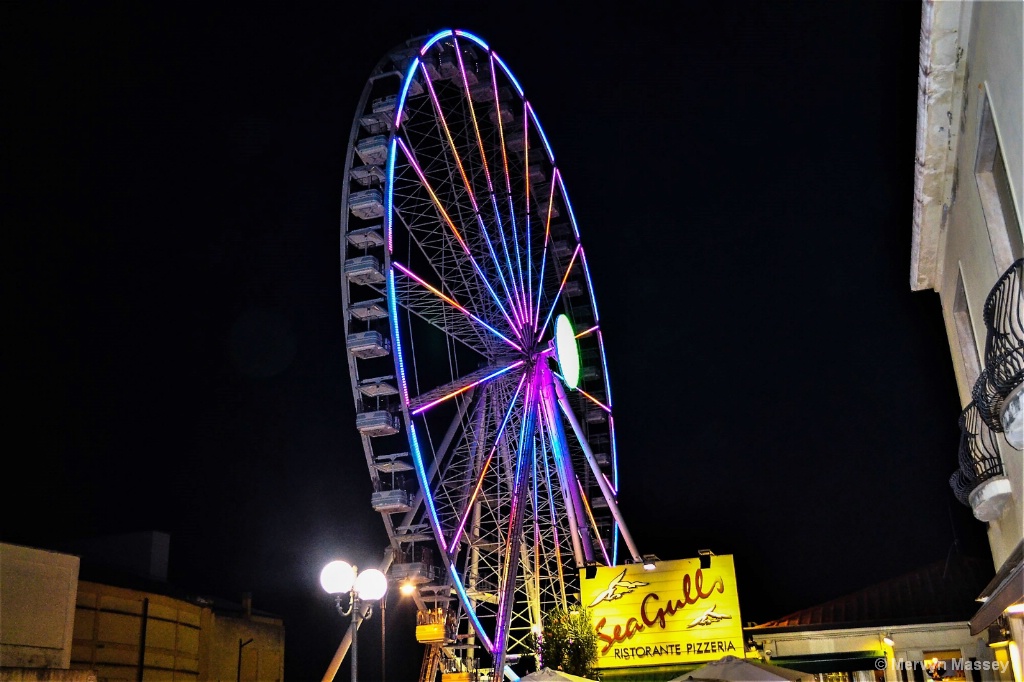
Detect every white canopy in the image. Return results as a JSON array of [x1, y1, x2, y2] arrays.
[[517, 669, 599, 682], [668, 655, 809, 682]]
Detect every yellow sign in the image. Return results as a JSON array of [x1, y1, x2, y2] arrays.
[[579, 555, 744, 669]]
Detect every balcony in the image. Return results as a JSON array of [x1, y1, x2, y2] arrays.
[[949, 259, 1021, 521], [950, 402, 1011, 522], [973, 258, 1023, 449]]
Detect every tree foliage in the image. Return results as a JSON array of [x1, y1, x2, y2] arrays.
[[537, 606, 600, 679]]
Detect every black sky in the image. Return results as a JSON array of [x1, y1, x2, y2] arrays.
[[4, 2, 993, 681]]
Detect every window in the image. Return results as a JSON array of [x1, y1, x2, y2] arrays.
[[953, 269, 981, 389], [922, 650, 968, 681], [975, 92, 1023, 273]]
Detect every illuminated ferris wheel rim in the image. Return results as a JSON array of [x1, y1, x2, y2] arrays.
[[340, 27, 643, 676]]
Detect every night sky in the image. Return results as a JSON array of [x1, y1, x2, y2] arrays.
[[4, 2, 993, 681]]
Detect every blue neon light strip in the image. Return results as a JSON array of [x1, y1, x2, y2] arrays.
[[493, 53, 524, 98], [408, 72, 527, 334], [392, 261, 522, 352], [387, 264, 409, 406], [493, 376, 536, 657], [420, 29, 453, 54], [448, 563, 494, 652], [579, 249, 600, 324], [411, 360, 525, 416], [597, 330, 612, 410], [559, 174, 582, 243], [395, 137, 521, 337], [453, 29, 489, 50], [532, 168, 559, 332], [387, 270, 446, 553], [490, 56, 530, 324], [538, 428, 568, 605], [538, 244, 580, 341], [526, 103, 554, 163], [386, 138, 396, 253], [450, 35, 527, 327], [395, 57, 421, 130], [407, 420, 446, 555]]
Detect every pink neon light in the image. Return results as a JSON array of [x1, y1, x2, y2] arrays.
[[396, 138, 521, 338], [392, 261, 523, 352], [495, 68, 531, 324], [494, 376, 538, 651], [416, 63, 527, 330], [453, 36, 529, 326], [487, 62, 528, 325], [532, 167, 561, 333], [448, 373, 527, 554], [411, 361, 525, 415], [538, 243, 581, 340]]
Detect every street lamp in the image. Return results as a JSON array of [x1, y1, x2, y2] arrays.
[[320, 560, 388, 682]]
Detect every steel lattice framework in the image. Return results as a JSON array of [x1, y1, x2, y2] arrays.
[[340, 29, 644, 681]]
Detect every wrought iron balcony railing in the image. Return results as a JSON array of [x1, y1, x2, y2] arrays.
[[973, 258, 1023, 446], [950, 259, 1021, 520], [950, 402, 1011, 521], [948, 469, 972, 507], [956, 402, 1004, 484]]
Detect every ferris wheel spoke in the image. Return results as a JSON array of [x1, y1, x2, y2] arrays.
[[490, 59, 531, 326], [416, 68, 528, 329], [395, 138, 522, 338], [396, 389, 478, 536], [410, 359, 525, 415], [552, 375, 642, 564], [536, 383, 587, 567], [530, 169, 560, 332], [451, 37, 530, 327], [393, 261, 523, 353], [531, 169, 560, 330], [493, 375, 539, 658], [538, 243, 582, 341], [549, 371, 611, 415], [448, 373, 527, 556], [538, 438, 570, 609], [576, 476, 612, 566]]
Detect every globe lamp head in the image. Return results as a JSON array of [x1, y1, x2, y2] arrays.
[[354, 568, 388, 601], [320, 560, 355, 595]]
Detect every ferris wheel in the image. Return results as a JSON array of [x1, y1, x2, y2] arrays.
[[340, 29, 644, 681]]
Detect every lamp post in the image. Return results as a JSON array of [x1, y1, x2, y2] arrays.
[[320, 560, 388, 682]]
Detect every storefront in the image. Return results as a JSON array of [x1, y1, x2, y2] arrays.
[[745, 557, 1012, 682]]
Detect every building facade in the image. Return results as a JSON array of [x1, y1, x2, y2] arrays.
[[747, 557, 1006, 682], [910, 0, 1023, 679], [0, 539, 284, 682]]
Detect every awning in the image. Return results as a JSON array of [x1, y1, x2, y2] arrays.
[[969, 541, 1024, 636], [769, 652, 885, 674]]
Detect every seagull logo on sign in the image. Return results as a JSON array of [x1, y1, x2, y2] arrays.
[[686, 604, 732, 628], [588, 569, 650, 607]]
